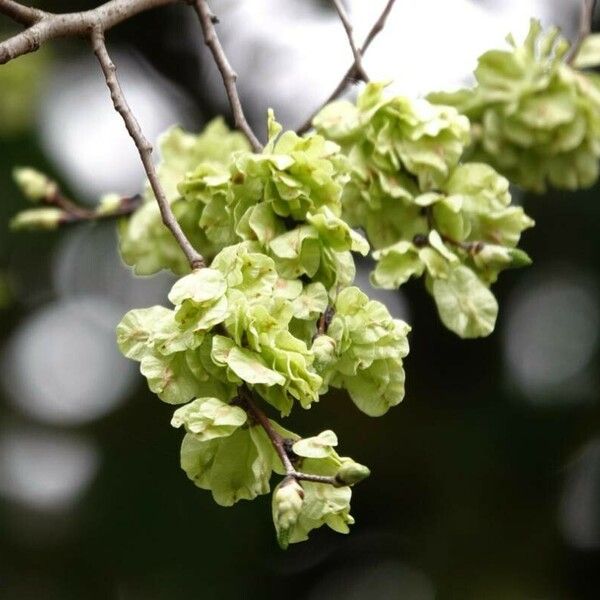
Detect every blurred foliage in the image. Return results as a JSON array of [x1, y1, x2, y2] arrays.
[[0, 270, 11, 308], [0, 49, 50, 137]]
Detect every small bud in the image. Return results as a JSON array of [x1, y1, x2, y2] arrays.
[[96, 193, 122, 216], [13, 168, 56, 203], [311, 335, 336, 366], [506, 248, 532, 268], [10, 208, 65, 231], [335, 458, 371, 486], [272, 477, 304, 550]]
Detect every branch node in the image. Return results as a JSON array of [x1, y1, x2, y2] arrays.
[[297, 0, 397, 134], [0, 0, 182, 66], [331, 0, 369, 83]]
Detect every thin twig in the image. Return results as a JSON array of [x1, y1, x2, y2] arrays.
[[297, 0, 397, 134], [314, 305, 334, 340], [567, 0, 597, 65], [0, 0, 179, 65], [331, 0, 369, 83], [241, 387, 295, 474], [190, 0, 263, 152], [43, 189, 89, 218], [55, 195, 143, 223], [240, 387, 340, 486], [1, 0, 204, 269], [91, 28, 205, 269], [296, 471, 341, 485]]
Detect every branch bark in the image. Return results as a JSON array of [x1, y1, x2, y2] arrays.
[[190, 0, 263, 152], [297, 0, 398, 134], [567, 0, 597, 65], [0, 1, 206, 269], [0, 0, 179, 65], [331, 0, 369, 83], [240, 387, 340, 486], [52, 193, 142, 224], [0, 0, 45, 26], [91, 27, 205, 269]]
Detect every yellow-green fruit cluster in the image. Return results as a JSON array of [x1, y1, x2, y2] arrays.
[[430, 20, 600, 193]]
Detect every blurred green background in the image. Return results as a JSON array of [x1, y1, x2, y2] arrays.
[[1, 1, 600, 598]]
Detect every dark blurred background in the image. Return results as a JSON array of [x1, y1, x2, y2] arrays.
[[1, 1, 600, 598]]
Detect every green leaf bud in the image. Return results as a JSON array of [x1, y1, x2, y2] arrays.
[[335, 458, 371, 486], [13, 167, 56, 202], [272, 477, 305, 549], [10, 208, 64, 231], [96, 193, 122, 216]]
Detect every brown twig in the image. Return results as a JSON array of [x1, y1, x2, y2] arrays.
[[190, 0, 263, 152], [331, 0, 369, 83], [297, 0, 397, 134], [567, 0, 597, 65], [44, 190, 89, 218], [439, 234, 483, 254], [240, 387, 339, 486], [58, 195, 143, 224], [91, 27, 205, 269], [0, 0, 205, 269], [314, 304, 335, 340], [34, 179, 136, 220]]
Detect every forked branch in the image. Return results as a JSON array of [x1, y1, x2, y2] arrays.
[[0, 0, 209, 269], [240, 387, 340, 486], [331, 0, 369, 83], [297, 0, 397, 134], [0, 0, 179, 65]]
